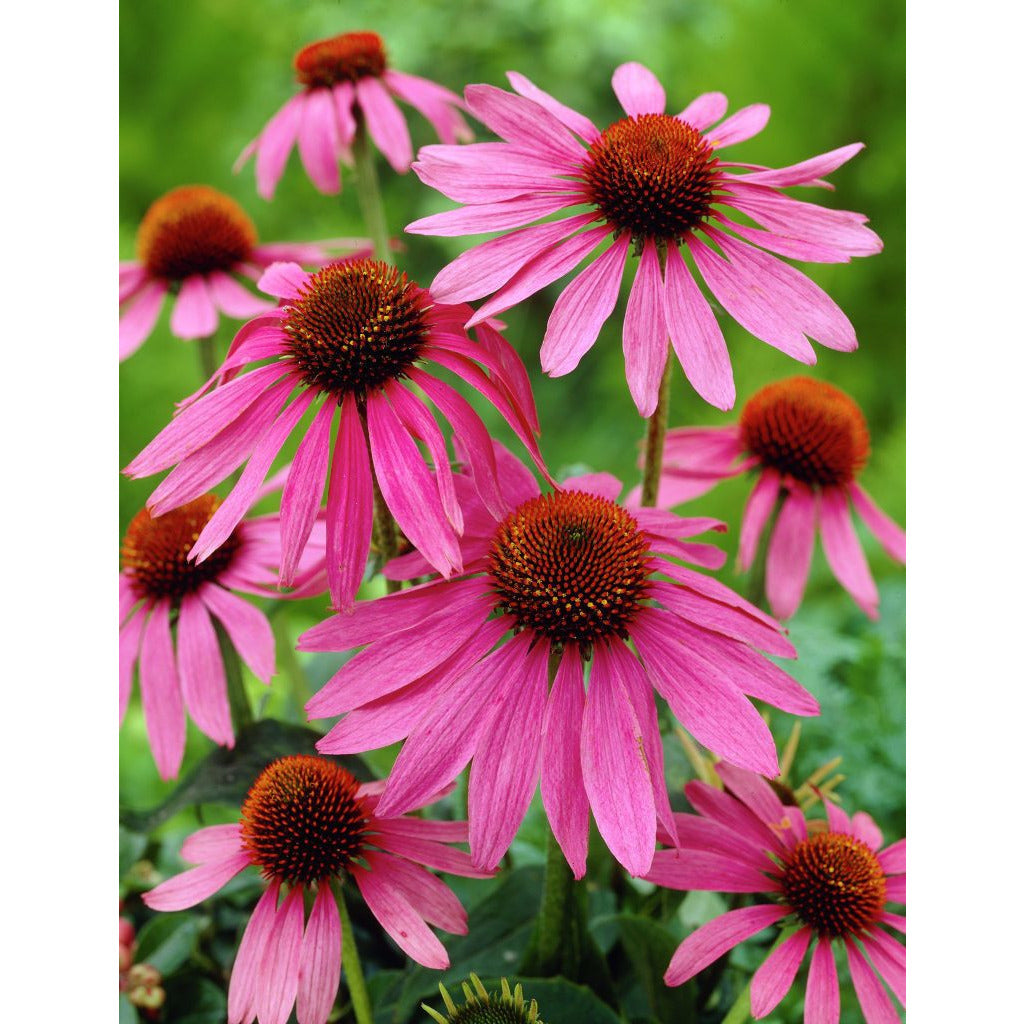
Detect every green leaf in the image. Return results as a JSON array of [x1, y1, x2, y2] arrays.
[[119, 719, 371, 832], [133, 911, 209, 976], [162, 972, 228, 1024], [118, 994, 140, 1024], [119, 825, 148, 880], [612, 914, 695, 1024]]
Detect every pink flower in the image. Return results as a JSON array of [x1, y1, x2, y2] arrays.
[[646, 762, 905, 1024], [119, 493, 326, 779], [124, 258, 545, 612], [657, 376, 906, 619], [408, 62, 882, 416], [143, 755, 489, 1024], [236, 31, 472, 200], [119, 184, 363, 361], [299, 445, 818, 879]]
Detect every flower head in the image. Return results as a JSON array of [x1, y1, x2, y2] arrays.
[[423, 975, 543, 1024], [645, 762, 905, 1023], [142, 755, 489, 1024], [124, 258, 545, 612], [236, 30, 472, 200], [408, 62, 882, 416], [657, 375, 906, 619], [119, 493, 326, 779], [119, 184, 363, 360], [299, 445, 818, 879]]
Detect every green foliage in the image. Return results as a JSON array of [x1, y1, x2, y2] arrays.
[[133, 911, 211, 976]]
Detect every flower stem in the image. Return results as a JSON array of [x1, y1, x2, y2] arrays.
[[215, 622, 253, 732], [336, 886, 374, 1024], [196, 333, 217, 383], [522, 815, 576, 976], [640, 359, 672, 508], [352, 125, 393, 265]]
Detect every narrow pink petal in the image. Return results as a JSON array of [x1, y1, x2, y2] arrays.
[[623, 239, 668, 417], [353, 868, 449, 968], [712, 213, 851, 264], [845, 940, 901, 1024], [170, 275, 218, 339], [176, 594, 233, 746], [143, 852, 251, 911], [541, 644, 589, 879], [541, 233, 630, 376], [279, 399, 335, 585], [685, 779, 786, 854], [362, 851, 468, 934], [649, 557, 780, 630], [583, 642, 657, 876], [663, 244, 735, 410], [751, 928, 813, 1017], [644, 848, 771, 892], [738, 469, 781, 570], [326, 395, 374, 611], [297, 885, 341, 1024], [766, 488, 817, 620], [259, 261, 310, 300], [805, 938, 840, 1024], [679, 91, 728, 130], [256, 886, 305, 1024], [228, 883, 281, 1024], [407, 194, 571, 236], [119, 605, 146, 723], [880, 912, 906, 933], [207, 271, 273, 318], [332, 82, 357, 146], [119, 281, 167, 360], [356, 76, 413, 171], [612, 62, 666, 116], [708, 104, 771, 148], [383, 70, 470, 145], [877, 839, 905, 874], [199, 582, 275, 684], [715, 762, 787, 826], [469, 638, 549, 870], [365, 391, 461, 578], [736, 143, 864, 189], [181, 824, 244, 865], [120, 262, 148, 300], [255, 95, 305, 201], [561, 472, 622, 501], [371, 828, 491, 880], [819, 487, 878, 616], [885, 875, 906, 903], [665, 813, 775, 868], [469, 321, 541, 432], [664, 904, 786, 986], [852, 811, 884, 850], [860, 931, 906, 1006], [297, 87, 341, 194], [414, 153, 576, 205], [849, 483, 906, 563], [506, 71, 600, 142], [138, 599, 186, 780], [464, 84, 585, 164]]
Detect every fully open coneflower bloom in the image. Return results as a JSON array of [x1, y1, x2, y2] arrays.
[[119, 184, 362, 360], [236, 31, 472, 200], [423, 975, 543, 1024], [125, 258, 544, 612], [408, 62, 881, 416], [646, 762, 905, 1024], [119, 494, 327, 779], [143, 756, 490, 1024], [299, 444, 818, 878], [656, 376, 906, 619]]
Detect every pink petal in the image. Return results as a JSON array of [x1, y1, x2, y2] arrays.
[[180, 824, 244, 865], [540, 645, 590, 879], [709, 104, 771, 148], [372, 827, 490, 880], [255, 95, 305, 200], [648, 557, 780, 629], [506, 71, 600, 142], [845, 940, 901, 1024], [715, 762, 787, 826], [297, 885, 341, 1024], [119, 605, 146, 723], [852, 811, 884, 850], [738, 469, 781, 570], [199, 583, 275, 684], [468, 638, 549, 870], [469, 321, 541, 433], [664, 904, 786, 985], [805, 938, 840, 1024], [142, 852, 251, 911], [685, 779, 786, 854], [819, 487, 879, 617], [583, 642, 657, 876], [176, 594, 233, 747], [207, 271, 273, 318], [885, 875, 906, 903], [877, 839, 905, 874], [119, 280, 167, 360], [353, 868, 449, 968], [362, 851, 468, 934], [383, 70, 470, 145], [849, 483, 906, 563], [256, 886, 305, 1024], [356, 76, 413, 171], [170, 275, 218, 339], [663, 244, 735, 410], [678, 92, 728, 131], [138, 599, 186, 780], [623, 239, 668, 417], [561, 472, 623, 501], [540, 233, 630, 376], [228, 883, 281, 1024], [407, 194, 571, 236], [297, 87, 341, 194], [326, 395, 374, 611], [736, 143, 864, 189], [860, 931, 906, 1006], [766, 487, 817, 620], [332, 82, 357, 146], [259, 261, 310, 300], [612, 62, 666, 116]]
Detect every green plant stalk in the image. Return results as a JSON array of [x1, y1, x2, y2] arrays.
[[640, 359, 672, 507], [720, 925, 799, 1024], [352, 125, 393, 265], [197, 333, 218, 383], [215, 622, 253, 732], [336, 886, 374, 1024], [271, 605, 310, 711]]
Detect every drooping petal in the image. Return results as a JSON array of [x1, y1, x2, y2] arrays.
[[623, 239, 669, 417], [138, 599, 186, 780], [176, 594, 233, 747], [119, 604, 147, 723], [356, 76, 413, 171], [819, 487, 879, 617], [860, 931, 906, 1006], [805, 938, 840, 1024], [848, 483, 906, 562], [297, 885, 341, 1024], [738, 469, 781, 570], [845, 940, 901, 1024], [362, 851, 468, 934], [255, 95, 305, 200], [353, 868, 449, 968], [199, 583, 275, 684], [170, 275, 219, 339], [228, 883, 280, 1024], [143, 852, 252, 911], [766, 487, 817, 620], [207, 271, 274, 318], [256, 886, 305, 1024], [297, 87, 341, 194], [180, 824, 244, 865], [612, 62, 666, 116], [119, 281, 167, 360]]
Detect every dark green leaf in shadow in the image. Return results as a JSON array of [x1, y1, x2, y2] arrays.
[[133, 911, 210, 976]]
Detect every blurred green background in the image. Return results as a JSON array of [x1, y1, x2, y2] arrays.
[[120, 2, 904, 1020]]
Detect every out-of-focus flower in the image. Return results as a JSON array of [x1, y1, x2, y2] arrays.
[[237, 31, 472, 199], [409, 62, 881, 416]]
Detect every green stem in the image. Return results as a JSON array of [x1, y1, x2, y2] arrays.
[[352, 126, 393, 265], [336, 886, 374, 1024], [744, 495, 783, 612], [526, 816, 576, 976], [215, 622, 253, 732], [197, 333, 217, 383], [640, 359, 672, 508], [271, 605, 310, 711], [719, 926, 798, 1024], [358, 404, 402, 594]]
